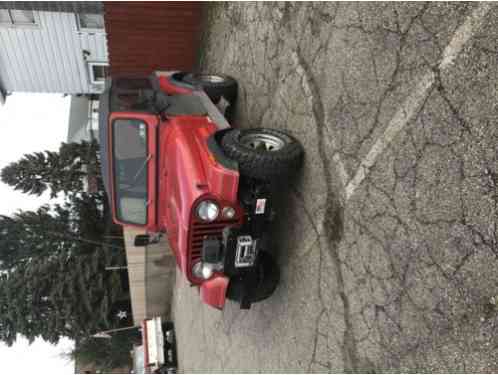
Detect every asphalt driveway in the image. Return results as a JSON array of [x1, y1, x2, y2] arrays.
[[172, 3, 498, 372]]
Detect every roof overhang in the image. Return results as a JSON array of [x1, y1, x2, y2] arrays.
[[67, 95, 91, 142], [0, 84, 6, 105]]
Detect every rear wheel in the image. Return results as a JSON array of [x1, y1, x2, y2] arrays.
[[221, 128, 304, 181], [182, 73, 237, 104], [226, 252, 280, 304]]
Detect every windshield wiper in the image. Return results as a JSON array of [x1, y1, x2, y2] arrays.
[[133, 154, 152, 181]]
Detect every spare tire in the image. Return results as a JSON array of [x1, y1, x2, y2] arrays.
[[182, 73, 238, 104]]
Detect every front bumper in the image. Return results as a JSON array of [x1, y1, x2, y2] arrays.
[[198, 225, 266, 310], [221, 225, 266, 276], [198, 196, 272, 309]]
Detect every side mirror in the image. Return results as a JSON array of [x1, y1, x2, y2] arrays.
[[134, 233, 162, 247], [134, 234, 151, 247]]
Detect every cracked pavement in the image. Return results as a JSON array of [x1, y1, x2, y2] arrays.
[[171, 3, 498, 372]]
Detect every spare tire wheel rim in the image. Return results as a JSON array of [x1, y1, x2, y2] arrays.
[[240, 132, 285, 152], [196, 74, 226, 83]]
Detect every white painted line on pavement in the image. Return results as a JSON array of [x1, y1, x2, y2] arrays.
[[345, 71, 435, 202], [439, 3, 493, 70], [345, 3, 493, 202]]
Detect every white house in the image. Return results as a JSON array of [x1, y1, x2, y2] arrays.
[[0, 2, 108, 103], [67, 95, 99, 143]]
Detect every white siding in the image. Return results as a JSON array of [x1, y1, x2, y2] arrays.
[[0, 10, 108, 94]]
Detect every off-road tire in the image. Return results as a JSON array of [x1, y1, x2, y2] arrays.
[[182, 73, 238, 104], [226, 252, 280, 303], [158, 366, 177, 374], [221, 128, 303, 181]]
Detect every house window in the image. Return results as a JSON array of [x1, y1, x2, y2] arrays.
[[88, 63, 109, 85], [77, 14, 104, 31], [0, 9, 37, 25]]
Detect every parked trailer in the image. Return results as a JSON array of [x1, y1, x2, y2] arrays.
[[132, 317, 177, 374]]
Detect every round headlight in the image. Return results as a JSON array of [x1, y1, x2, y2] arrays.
[[192, 262, 214, 280], [201, 263, 214, 279], [192, 262, 204, 279], [196, 200, 219, 222]]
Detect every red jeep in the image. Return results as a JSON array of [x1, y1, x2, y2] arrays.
[[99, 72, 303, 309]]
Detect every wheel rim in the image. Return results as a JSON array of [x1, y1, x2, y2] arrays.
[[195, 74, 225, 83], [240, 132, 285, 152]]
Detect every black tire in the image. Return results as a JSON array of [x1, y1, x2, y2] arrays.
[[226, 252, 280, 303], [162, 321, 174, 331], [158, 366, 177, 374], [221, 128, 303, 181], [182, 73, 238, 104]]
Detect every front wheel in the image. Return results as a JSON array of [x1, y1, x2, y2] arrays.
[[158, 366, 177, 374], [221, 128, 304, 181], [226, 252, 280, 304]]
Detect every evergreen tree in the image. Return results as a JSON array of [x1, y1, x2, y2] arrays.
[[1, 140, 101, 198], [0, 206, 73, 270], [0, 249, 130, 345], [0, 195, 109, 271], [71, 330, 139, 372], [0, 139, 129, 348]]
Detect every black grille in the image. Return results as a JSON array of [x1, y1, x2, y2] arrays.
[[189, 220, 238, 265]]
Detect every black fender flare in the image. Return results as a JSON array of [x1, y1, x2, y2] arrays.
[[207, 129, 239, 171]]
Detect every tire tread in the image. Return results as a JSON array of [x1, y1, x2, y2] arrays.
[[221, 128, 303, 181]]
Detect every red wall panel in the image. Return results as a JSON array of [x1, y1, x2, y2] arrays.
[[104, 2, 203, 76]]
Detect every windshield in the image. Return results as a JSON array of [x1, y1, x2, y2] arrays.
[[112, 118, 149, 225]]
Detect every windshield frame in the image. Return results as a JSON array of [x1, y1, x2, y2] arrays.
[[111, 117, 150, 226]]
